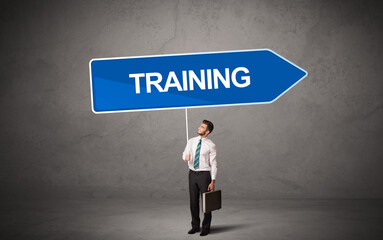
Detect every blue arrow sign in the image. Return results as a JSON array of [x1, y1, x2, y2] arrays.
[[89, 49, 307, 113]]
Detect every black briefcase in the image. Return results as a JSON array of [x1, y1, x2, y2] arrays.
[[202, 190, 222, 213]]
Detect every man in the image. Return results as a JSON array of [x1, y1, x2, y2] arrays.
[[182, 120, 217, 237]]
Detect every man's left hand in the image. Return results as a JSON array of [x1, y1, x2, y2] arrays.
[[208, 183, 215, 191]]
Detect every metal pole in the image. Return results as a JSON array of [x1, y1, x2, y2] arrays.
[[185, 108, 189, 142]]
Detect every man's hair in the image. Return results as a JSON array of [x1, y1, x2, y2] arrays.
[[203, 120, 214, 134]]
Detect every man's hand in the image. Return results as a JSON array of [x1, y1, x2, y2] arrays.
[[208, 182, 215, 191], [185, 153, 191, 162]]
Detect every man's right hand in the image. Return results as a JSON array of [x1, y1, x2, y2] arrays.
[[185, 153, 191, 162]]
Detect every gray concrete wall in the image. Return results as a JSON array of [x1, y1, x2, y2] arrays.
[[1, 0, 382, 199]]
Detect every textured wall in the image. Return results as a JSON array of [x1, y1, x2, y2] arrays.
[[1, 0, 382, 199]]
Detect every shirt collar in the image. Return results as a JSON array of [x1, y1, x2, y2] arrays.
[[198, 136, 208, 141]]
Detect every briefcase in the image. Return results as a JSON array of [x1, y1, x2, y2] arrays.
[[202, 190, 222, 213]]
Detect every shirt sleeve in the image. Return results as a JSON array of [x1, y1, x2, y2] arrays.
[[209, 143, 218, 180], [182, 139, 191, 162]]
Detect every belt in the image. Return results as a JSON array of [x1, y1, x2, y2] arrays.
[[189, 169, 210, 173]]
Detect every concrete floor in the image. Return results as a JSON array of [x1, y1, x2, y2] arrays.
[[1, 195, 382, 240]]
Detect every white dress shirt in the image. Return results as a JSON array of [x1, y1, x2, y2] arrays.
[[182, 136, 217, 180]]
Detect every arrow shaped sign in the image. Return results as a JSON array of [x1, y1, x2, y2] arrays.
[[89, 49, 307, 113]]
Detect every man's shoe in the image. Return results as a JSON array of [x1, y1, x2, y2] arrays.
[[200, 229, 210, 236], [188, 228, 200, 234]]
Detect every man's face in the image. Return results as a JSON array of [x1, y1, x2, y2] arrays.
[[198, 123, 209, 136]]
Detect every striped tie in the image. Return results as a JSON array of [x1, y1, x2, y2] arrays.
[[194, 139, 202, 169]]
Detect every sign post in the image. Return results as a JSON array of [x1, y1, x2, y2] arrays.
[[90, 49, 308, 141]]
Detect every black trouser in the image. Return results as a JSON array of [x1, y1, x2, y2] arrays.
[[188, 170, 212, 230]]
